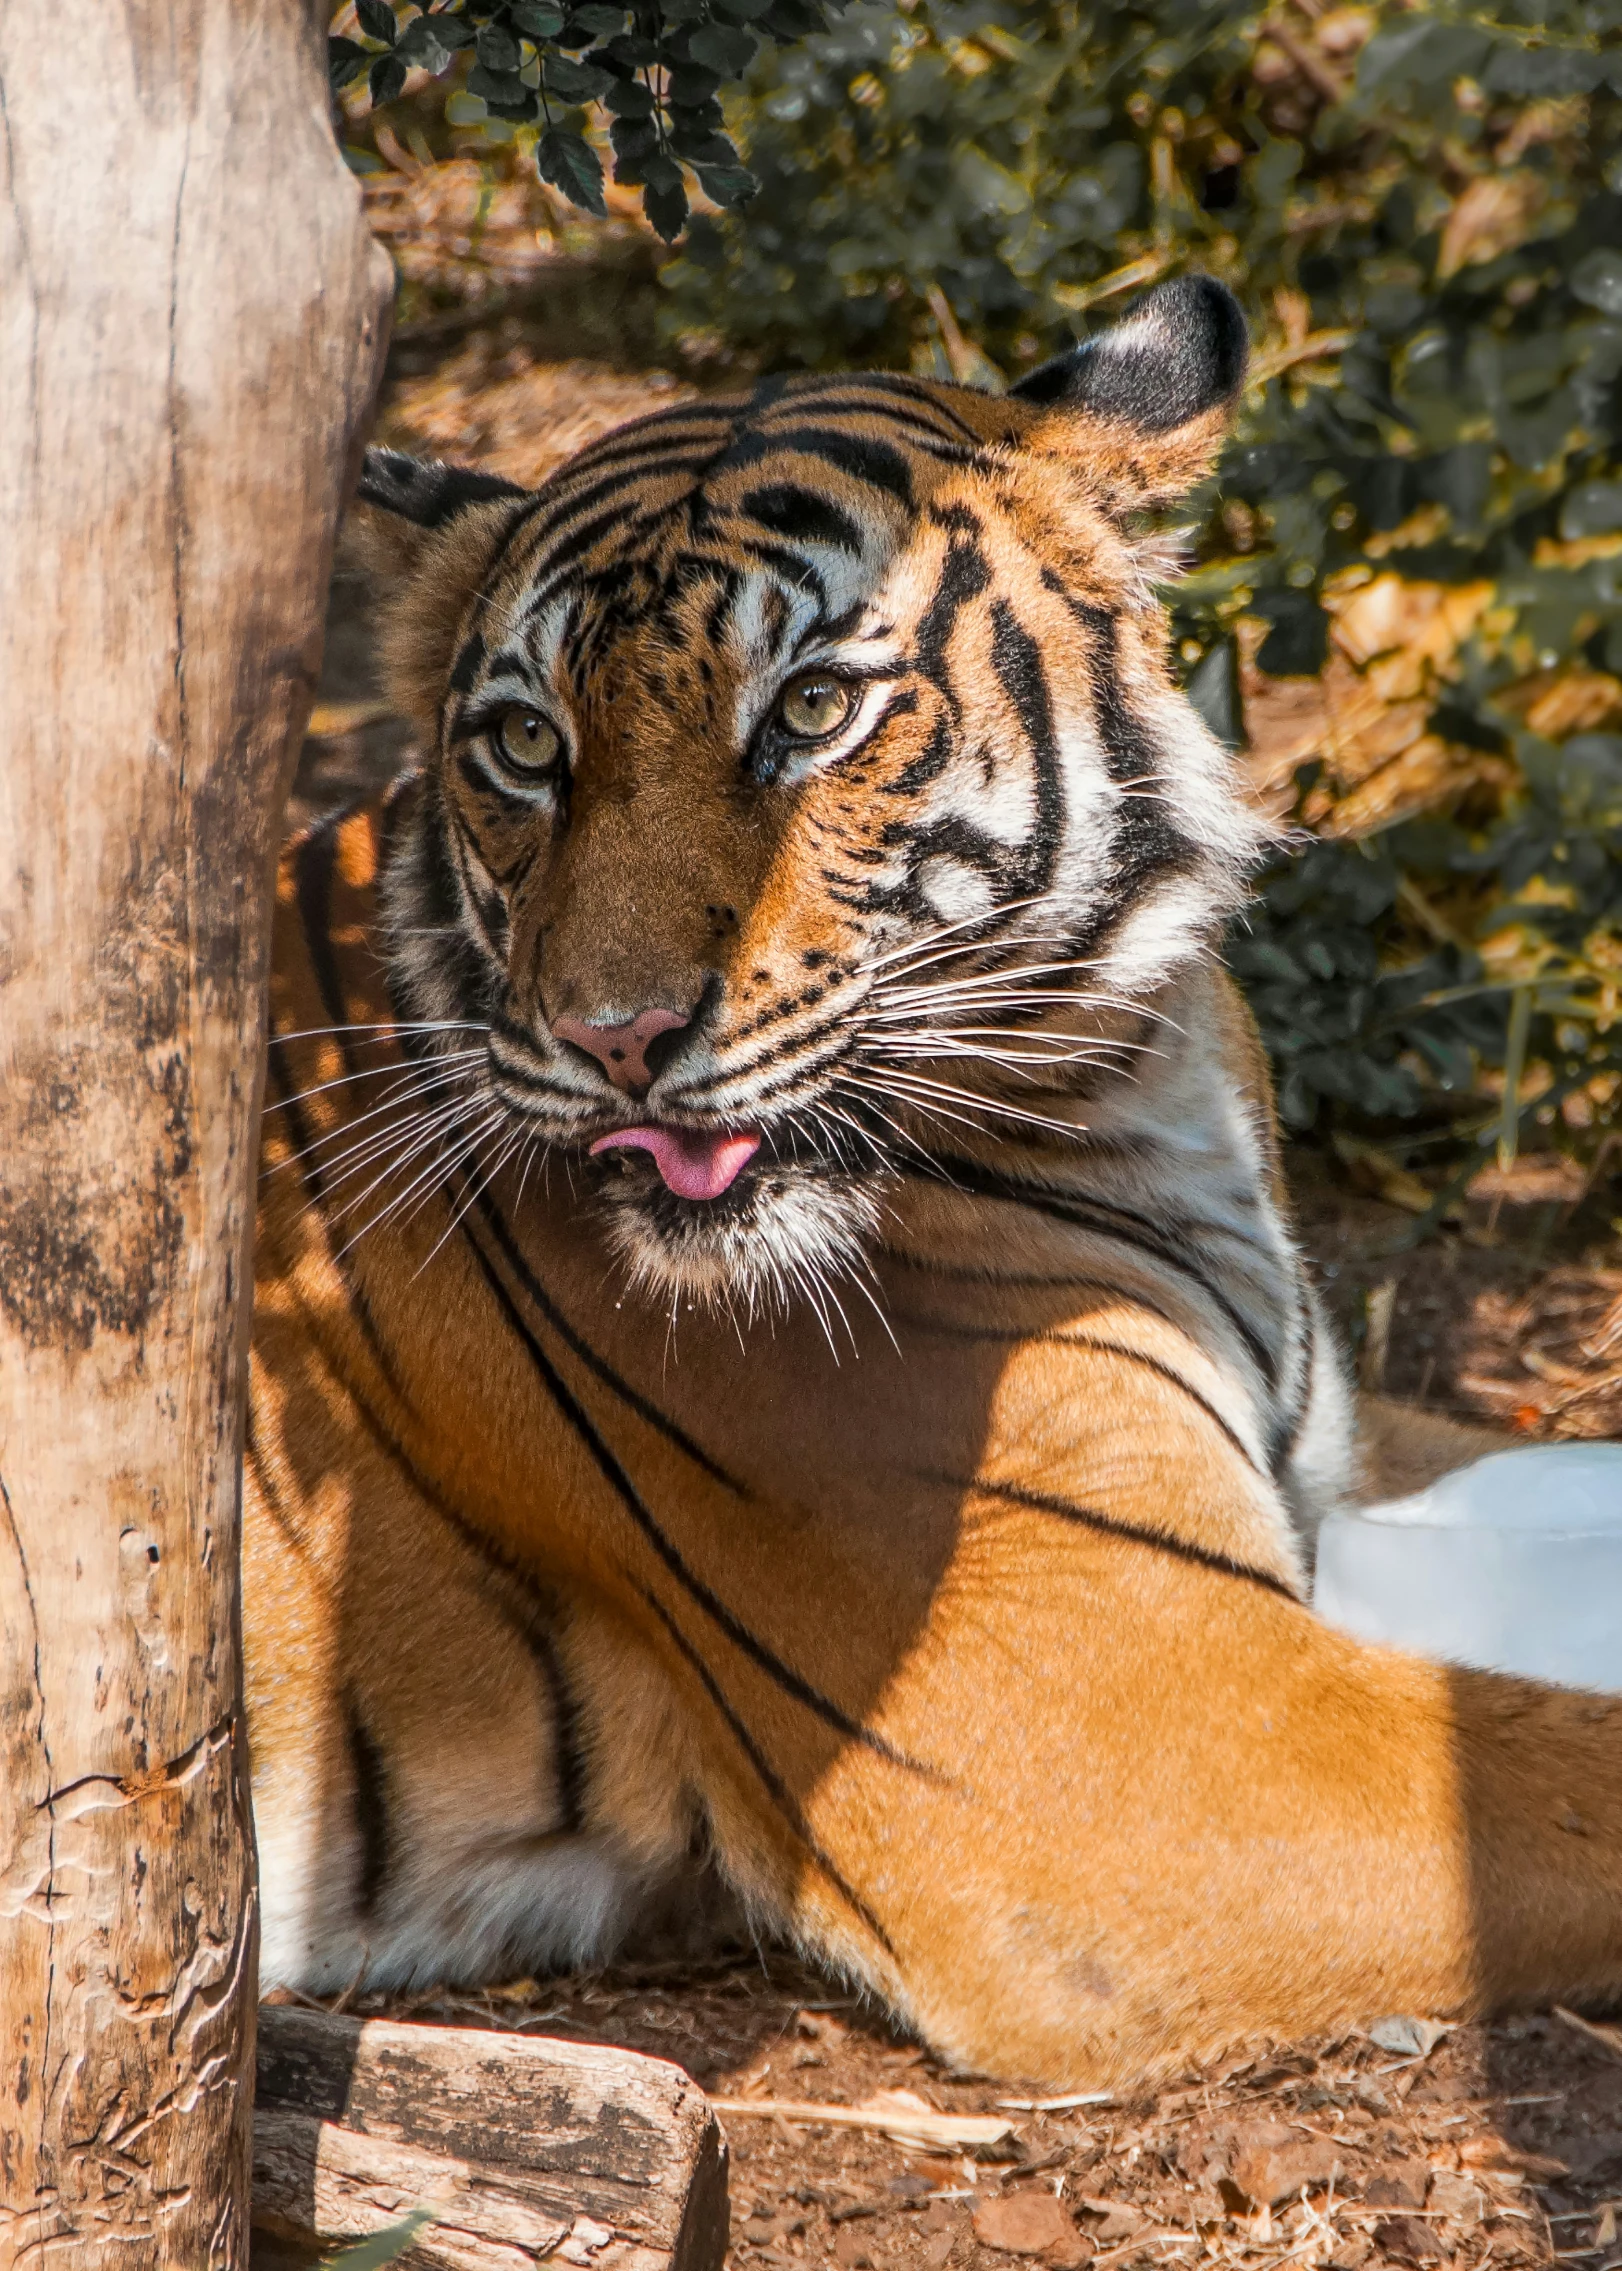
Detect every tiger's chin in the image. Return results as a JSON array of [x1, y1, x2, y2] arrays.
[[594, 1150, 884, 1327]]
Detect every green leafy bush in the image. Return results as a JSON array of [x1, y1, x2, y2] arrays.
[[663, 0, 1622, 1190], [330, 0, 846, 239]]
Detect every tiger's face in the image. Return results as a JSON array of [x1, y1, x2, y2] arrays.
[[362, 278, 1264, 1318]]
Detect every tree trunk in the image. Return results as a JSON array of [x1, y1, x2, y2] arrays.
[[0, 7, 391, 2263]]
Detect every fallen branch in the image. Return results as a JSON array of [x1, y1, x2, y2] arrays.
[[709, 2088, 1012, 2152], [254, 2006, 728, 2270], [1554, 2005, 1622, 2063]]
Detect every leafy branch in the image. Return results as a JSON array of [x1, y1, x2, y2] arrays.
[[328, 0, 842, 240]]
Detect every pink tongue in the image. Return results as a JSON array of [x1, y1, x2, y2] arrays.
[[590, 1125, 761, 1201]]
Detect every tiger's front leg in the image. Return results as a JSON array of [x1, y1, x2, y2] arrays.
[[244, 1349, 715, 1994]]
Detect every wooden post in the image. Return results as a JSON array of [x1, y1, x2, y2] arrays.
[[0, 6, 391, 2262]]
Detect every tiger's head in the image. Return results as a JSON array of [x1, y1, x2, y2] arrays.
[[358, 275, 1264, 1318]]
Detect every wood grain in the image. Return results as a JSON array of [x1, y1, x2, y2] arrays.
[[0, 5, 391, 2261], [252, 2008, 729, 2270]]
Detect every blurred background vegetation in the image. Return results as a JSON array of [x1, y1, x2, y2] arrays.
[[332, 0, 1622, 1241]]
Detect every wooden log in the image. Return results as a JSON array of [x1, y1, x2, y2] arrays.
[[0, 5, 390, 2264], [252, 2008, 728, 2271]]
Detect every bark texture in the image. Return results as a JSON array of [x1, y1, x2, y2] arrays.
[[0, 5, 391, 2261], [252, 2009, 729, 2271]]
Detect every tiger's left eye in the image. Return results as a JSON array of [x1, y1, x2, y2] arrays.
[[497, 708, 560, 770], [777, 674, 853, 739]]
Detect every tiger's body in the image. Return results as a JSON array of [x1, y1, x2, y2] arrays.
[[246, 281, 1622, 2084]]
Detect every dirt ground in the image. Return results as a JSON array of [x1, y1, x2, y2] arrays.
[[269, 292, 1622, 2271], [277, 1949, 1622, 2271]]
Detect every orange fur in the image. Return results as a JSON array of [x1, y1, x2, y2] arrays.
[[245, 303, 1621, 2082]]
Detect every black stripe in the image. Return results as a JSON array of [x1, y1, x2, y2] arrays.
[[523, 497, 646, 585], [858, 599, 1062, 922], [1269, 1299, 1316, 1480], [790, 372, 985, 441], [244, 1402, 313, 1564], [1045, 578, 1197, 899], [443, 807, 508, 961], [568, 424, 730, 479], [470, 1184, 747, 1495], [570, 415, 732, 469], [880, 1245, 1155, 1293], [880, 1250, 1186, 1326], [793, 596, 869, 656], [637, 1587, 898, 1960], [703, 566, 744, 648], [389, 775, 500, 1031], [767, 426, 916, 507], [456, 750, 542, 821], [740, 483, 865, 554], [448, 631, 486, 694], [984, 596, 1065, 896], [454, 1197, 939, 1780], [887, 714, 953, 796], [294, 819, 355, 1060], [952, 1475, 1299, 1600], [523, 1611, 588, 1834], [766, 406, 978, 467], [515, 453, 718, 576], [914, 530, 990, 699], [902, 1153, 1282, 1389], [343, 1383, 592, 1834], [344, 1698, 392, 1917], [896, 1314, 1263, 1477]]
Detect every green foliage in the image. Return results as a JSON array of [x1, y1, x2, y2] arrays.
[[320, 2210, 437, 2268], [662, 0, 1622, 1179], [330, 0, 846, 239]]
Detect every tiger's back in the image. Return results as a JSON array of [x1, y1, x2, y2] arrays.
[[246, 281, 1622, 2085]]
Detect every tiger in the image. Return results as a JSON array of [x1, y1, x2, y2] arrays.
[[246, 276, 1622, 2088]]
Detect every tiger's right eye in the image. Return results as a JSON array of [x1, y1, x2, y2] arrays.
[[497, 708, 560, 771], [777, 673, 854, 740]]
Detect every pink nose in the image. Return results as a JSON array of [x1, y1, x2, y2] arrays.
[[551, 1007, 690, 1095]]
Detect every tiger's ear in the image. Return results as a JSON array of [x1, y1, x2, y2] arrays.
[[347, 446, 528, 580], [1010, 275, 1248, 507], [357, 446, 528, 530], [345, 447, 532, 727]]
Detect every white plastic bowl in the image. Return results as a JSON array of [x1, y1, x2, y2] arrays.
[[1313, 1445, 1622, 1691]]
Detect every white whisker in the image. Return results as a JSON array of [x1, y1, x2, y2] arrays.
[[274, 1019, 491, 1045], [264, 1046, 487, 1119], [333, 1105, 506, 1258], [857, 1064, 1089, 1145], [286, 1086, 486, 1202]]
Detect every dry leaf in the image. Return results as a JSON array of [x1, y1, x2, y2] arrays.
[[1232, 2127, 1345, 2206], [1428, 2170, 1486, 2226], [1437, 172, 1545, 280], [1369, 2015, 1451, 2057], [1367, 2165, 1430, 2210], [1373, 2214, 1449, 2264], [1498, 667, 1622, 739], [974, 2190, 1086, 2263], [1076, 2197, 1145, 2242]]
